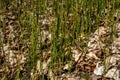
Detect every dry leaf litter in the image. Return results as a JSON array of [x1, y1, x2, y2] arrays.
[[0, 1, 120, 80]]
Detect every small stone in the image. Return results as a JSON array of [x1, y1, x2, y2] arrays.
[[94, 62, 104, 75]]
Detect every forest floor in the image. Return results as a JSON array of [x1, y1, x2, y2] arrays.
[[0, 0, 120, 80]]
